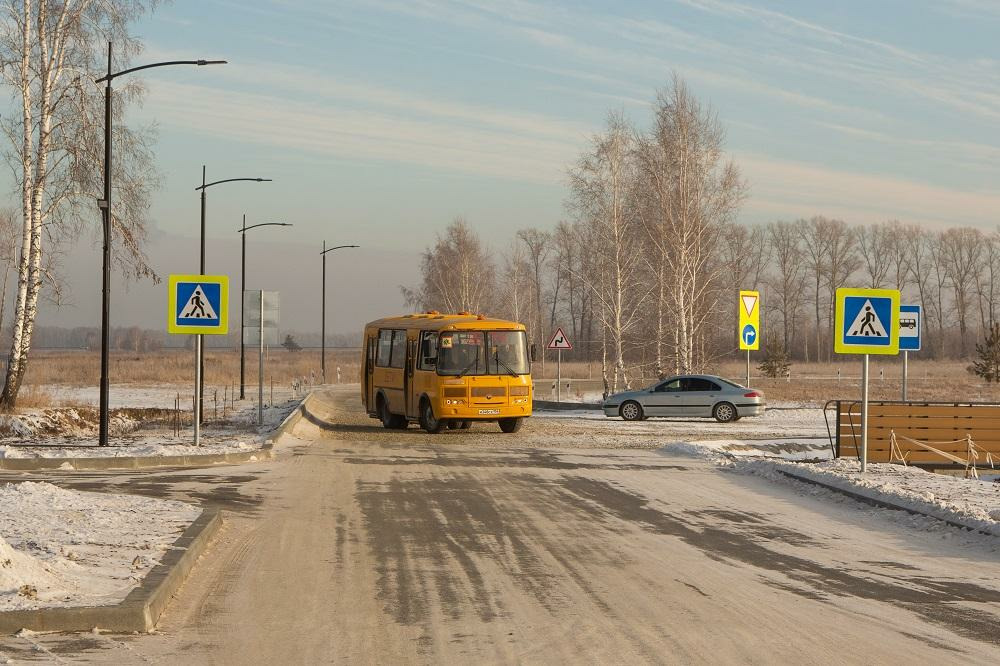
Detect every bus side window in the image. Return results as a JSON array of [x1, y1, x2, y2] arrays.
[[418, 331, 438, 370], [376, 329, 393, 367]]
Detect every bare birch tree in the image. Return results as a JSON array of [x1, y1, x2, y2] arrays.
[[402, 217, 495, 314], [567, 111, 645, 393], [0, 0, 159, 409], [635, 76, 746, 374], [938, 227, 983, 356], [765, 220, 804, 353]]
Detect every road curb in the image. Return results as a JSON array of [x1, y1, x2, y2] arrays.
[[0, 508, 223, 634], [774, 468, 1000, 537], [0, 394, 314, 472]]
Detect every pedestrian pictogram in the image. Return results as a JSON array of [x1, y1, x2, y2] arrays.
[[180, 285, 218, 320], [547, 327, 573, 350], [899, 304, 921, 351], [834, 288, 899, 355], [738, 290, 760, 351], [847, 300, 887, 337], [167, 274, 229, 335]]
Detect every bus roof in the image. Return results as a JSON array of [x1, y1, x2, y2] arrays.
[[364, 313, 526, 332]]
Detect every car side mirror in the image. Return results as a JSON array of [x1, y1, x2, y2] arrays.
[[530, 344, 537, 362]]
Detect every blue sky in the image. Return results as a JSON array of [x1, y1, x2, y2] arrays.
[[20, 0, 1000, 330], [128, 0, 1000, 253]]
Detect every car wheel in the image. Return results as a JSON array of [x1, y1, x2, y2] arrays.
[[620, 401, 644, 421], [713, 402, 737, 423], [498, 417, 523, 433], [419, 398, 444, 433]]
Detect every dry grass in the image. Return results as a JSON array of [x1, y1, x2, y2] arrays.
[[13, 385, 54, 409], [532, 358, 1000, 404], [19, 350, 1000, 405], [21, 348, 361, 389]]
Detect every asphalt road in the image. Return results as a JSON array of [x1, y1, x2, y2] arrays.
[[3, 389, 1000, 664]]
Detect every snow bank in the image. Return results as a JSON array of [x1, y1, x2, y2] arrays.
[[729, 458, 1000, 534], [0, 482, 199, 611]]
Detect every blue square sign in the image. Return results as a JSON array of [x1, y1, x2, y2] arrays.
[[842, 296, 894, 347], [167, 274, 229, 335], [899, 304, 921, 351], [834, 288, 899, 355]]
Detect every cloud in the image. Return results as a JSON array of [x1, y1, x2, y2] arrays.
[[739, 153, 1000, 228], [144, 81, 581, 184]]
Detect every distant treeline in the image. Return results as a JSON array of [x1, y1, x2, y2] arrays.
[[22, 327, 361, 351]]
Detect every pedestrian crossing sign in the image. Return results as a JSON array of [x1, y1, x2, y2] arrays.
[[167, 274, 229, 335], [834, 288, 899, 355]]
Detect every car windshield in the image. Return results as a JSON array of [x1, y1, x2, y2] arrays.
[[436, 330, 529, 376]]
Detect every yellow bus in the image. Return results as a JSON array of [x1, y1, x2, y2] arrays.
[[362, 312, 533, 433]]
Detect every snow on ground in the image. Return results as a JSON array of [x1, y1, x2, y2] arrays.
[[733, 458, 1000, 535], [660, 425, 1000, 536], [0, 400, 300, 460], [0, 482, 199, 611]]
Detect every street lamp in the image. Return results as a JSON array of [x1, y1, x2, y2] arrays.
[[239, 215, 292, 399], [193, 170, 272, 421], [96, 42, 225, 447], [320, 242, 359, 384]]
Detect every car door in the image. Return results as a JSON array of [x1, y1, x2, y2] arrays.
[[644, 378, 684, 416], [680, 377, 722, 417]]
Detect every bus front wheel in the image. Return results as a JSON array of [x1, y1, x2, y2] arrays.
[[498, 417, 523, 433], [419, 399, 445, 434]]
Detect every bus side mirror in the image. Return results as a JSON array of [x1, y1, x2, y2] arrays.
[[530, 344, 537, 362]]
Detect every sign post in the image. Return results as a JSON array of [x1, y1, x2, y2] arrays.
[[738, 290, 760, 387], [898, 304, 922, 401], [244, 290, 280, 425], [834, 287, 900, 472], [167, 274, 230, 446], [547, 327, 573, 402]]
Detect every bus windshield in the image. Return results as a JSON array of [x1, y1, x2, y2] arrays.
[[437, 330, 529, 376]]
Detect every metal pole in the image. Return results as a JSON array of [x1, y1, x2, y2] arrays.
[[322, 241, 326, 384], [240, 215, 246, 399], [259, 290, 264, 426], [198, 165, 206, 423], [746, 350, 750, 387], [99, 42, 112, 447], [194, 336, 201, 446], [861, 354, 869, 473], [557, 349, 562, 402], [902, 350, 909, 402]]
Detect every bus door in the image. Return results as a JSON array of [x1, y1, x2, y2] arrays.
[[365, 334, 376, 409], [405, 337, 417, 417]]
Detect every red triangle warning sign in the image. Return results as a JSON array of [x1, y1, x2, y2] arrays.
[[547, 327, 573, 350]]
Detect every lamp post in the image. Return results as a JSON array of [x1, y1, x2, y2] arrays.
[[96, 42, 225, 447], [193, 171, 271, 422], [239, 216, 292, 399], [320, 242, 359, 384]]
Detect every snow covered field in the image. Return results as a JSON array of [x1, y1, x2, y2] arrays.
[[0, 400, 299, 461], [0, 482, 199, 611]]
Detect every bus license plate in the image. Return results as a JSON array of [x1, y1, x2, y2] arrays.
[[479, 409, 500, 415]]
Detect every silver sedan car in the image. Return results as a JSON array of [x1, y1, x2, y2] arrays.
[[602, 375, 765, 422]]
